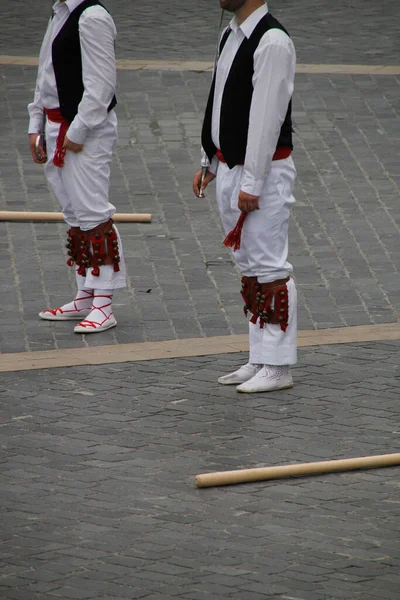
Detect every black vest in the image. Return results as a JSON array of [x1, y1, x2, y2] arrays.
[[202, 13, 293, 169], [52, 0, 117, 123]]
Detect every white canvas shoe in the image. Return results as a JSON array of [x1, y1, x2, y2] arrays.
[[218, 363, 262, 385], [236, 365, 293, 393]]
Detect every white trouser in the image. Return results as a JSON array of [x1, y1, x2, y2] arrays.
[[216, 157, 297, 365], [44, 112, 126, 290]]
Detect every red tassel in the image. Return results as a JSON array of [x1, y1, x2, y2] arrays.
[[91, 266, 100, 277], [223, 212, 247, 251], [53, 144, 67, 168], [77, 264, 86, 276], [67, 258, 74, 267], [113, 262, 120, 273], [43, 109, 71, 168]]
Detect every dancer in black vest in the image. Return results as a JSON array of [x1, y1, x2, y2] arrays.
[[193, 0, 298, 393], [28, 0, 126, 334]]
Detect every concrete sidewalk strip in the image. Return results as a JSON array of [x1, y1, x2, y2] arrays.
[[1, 54, 400, 74], [0, 322, 399, 373]]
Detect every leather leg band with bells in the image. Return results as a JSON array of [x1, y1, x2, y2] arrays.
[[240, 276, 259, 318], [65, 219, 121, 277], [66, 227, 80, 266], [66, 227, 90, 276], [241, 276, 290, 332], [89, 219, 121, 277]]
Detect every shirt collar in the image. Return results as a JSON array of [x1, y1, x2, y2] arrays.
[[230, 3, 268, 38], [53, 0, 88, 14]]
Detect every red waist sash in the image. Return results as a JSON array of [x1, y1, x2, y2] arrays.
[[44, 108, 69, 168], [216, 146, 292, 165]]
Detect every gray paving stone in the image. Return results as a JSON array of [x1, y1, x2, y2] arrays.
[[1, 4, 400, 352], [1, 0, 399, 66], [1, 342, 400, 599], [1, 5, 400, 599]]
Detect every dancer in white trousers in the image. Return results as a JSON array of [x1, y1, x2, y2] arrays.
[[193, 0, 297, 392], [28, 0, 126, 334]]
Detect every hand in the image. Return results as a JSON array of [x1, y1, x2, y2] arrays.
[[63, 135, 84, 153], [238, 190, 260, 213], [192, 169, 216, 197], [29, 133, 47, 164]]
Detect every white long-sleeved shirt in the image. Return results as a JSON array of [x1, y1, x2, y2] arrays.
[[202, 3, 296, 196], [28, 0, 117, 144]]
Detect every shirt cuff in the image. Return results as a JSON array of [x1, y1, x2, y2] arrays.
[[201, 147, 211, 168], [240, 174, 264, 197], [201, 149, 219, 176], [28, 116, 43, 135], [208, 156, 219, 176], [67, 115, 90, 145]]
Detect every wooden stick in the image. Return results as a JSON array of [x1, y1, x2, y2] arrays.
[[195, 453, 400, 488], [0, 211, 152, 223]]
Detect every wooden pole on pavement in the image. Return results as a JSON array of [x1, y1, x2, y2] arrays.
[[0, 211, 152, 223], [195, 453, 400, 488]]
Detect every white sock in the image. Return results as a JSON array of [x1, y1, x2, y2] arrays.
[[264, 365, 289, 378], [57, 288, 94, 313], [83, 290, 114, 326]]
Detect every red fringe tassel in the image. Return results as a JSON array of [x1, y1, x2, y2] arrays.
[[53, 120, 69, 168], [223, 212, 247, 251]]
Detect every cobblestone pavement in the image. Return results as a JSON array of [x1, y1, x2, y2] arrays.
[[1, 0, 399, 64], [1, 6, 400, 598], [1, 341, 400, 600], [1, 65, 400, 352], [1, 0, 400, 353]]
